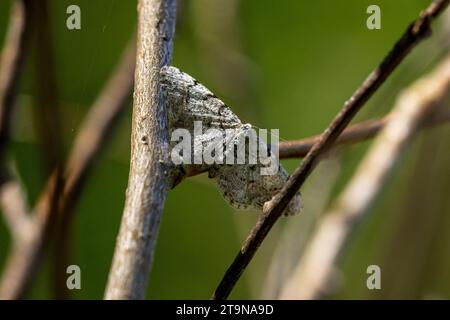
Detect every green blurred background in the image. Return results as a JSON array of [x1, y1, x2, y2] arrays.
[[0, 0, 449, 299]]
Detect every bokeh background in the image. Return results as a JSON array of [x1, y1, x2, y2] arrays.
[[0, 0, 449, 299]]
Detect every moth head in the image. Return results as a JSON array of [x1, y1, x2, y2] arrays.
[[285, 192, 302, 216]]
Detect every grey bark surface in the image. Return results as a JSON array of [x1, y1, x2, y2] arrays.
[[104, 0, 177, 300]]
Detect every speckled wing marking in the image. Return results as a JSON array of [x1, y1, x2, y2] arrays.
[[161, 66, 242, 130], [210, 125, 301, 215], [161, 66, 302, 216], [211, 163, 302, 216]]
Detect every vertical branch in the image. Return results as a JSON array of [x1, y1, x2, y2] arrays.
[[0, 179, 32, 241], [30, 0, 66, 299], [0, 40, 136, 299], [0, 0, 32, 171], [32, 0, 64, 174], [0, 0, 34, 299], [104, 0, 177, 300], [51, 39, 136, 299]]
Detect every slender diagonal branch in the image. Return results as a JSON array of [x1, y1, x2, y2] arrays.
[[0, 40, 136, 300], [180, 105, 450, 181], [0, 0, 32, 228], [30, 1, 67, 299], [278, 107, 450, 159], [0, 179, 32, 240], [212, 0, 449, 300], [62, 41, 135, 210], [0, 0, 31, 161], [32, 0, 64, 175], [279, 54, 450, 300], [104, 0, 177, 300], [49, 39, 136, 299], [0, 0, 34, 299]]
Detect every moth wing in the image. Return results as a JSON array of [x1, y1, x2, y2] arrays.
[[213, 163, 302, 215], [212, 126, 302, 215], [161, 66, 242, 130], [161, 66, 302, 215], [176, 127, 239, 181]]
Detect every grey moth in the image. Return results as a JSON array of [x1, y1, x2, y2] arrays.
[[161, 66, 302, 216]]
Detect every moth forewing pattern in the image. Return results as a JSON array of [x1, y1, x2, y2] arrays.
[[161, 66, 302, 215]]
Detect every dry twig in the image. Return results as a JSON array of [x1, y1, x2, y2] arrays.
[[0, 0, 34, 298], [278, 107, 450, 159], [104, 0, 177, 299], [279, 53, 450, 300], [0, 0, 32, 227], [0, 40, 136, 299], [212, 0, 449, 300], [0, 179, 32, 241], [0, 0, 31, 162]]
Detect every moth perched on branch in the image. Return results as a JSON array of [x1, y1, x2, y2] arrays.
[[161, 66, 302, 215]]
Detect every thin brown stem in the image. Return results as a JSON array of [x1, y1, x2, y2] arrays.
[[31, 0, 64, 174], [50, 39, 136, 299], [0, 0, 33, 238], [29, 0, 66, 299], [0, 0, 31, 162], [0, 179, 32, 241], [0, 40, 136, 300], [212, 0, 449, 300], [279, 54, 450, 300], [63, 41, 136, 209], [278, 107, 450, 159], [180, 107, 450, 182], [0, 0, 34, 299]]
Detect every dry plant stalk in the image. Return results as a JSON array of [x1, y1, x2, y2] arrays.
[[0, 0, 31, 161], [0, 0, 32, 238], [104, 0, 177, 299], [0, 38, 136, 300], [279, 54, 450, 300], [0, 0, 34, 299], [278, 107, 450, 159], [0, 180, 31, 241], [212, 0, 449, 300], [0, 0, 448, 301]]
